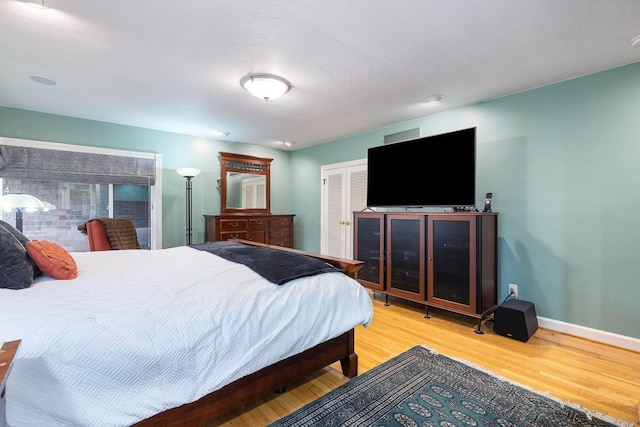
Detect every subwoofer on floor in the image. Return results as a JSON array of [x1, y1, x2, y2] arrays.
[[493, 299, 538, 342]]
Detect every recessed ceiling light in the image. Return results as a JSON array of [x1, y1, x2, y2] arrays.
[[30, 76, 57, 85], [277, 141, 295, 147], [425, 95, 443, 104], [240, 74, 292, 101]]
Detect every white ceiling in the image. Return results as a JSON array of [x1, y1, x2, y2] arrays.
[[1, 0, 639, 150]]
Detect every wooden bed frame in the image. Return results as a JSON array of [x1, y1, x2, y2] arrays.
[[134, 239, 365, 426]]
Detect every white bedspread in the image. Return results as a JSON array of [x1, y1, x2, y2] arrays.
[[0, 246, 373, 427]]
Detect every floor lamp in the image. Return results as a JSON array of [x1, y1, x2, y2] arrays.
[[176, 167, 201, 245], [0, 191, 50, 233]]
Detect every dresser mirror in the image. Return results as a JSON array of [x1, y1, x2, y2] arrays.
[[219, 152, 272, 214]]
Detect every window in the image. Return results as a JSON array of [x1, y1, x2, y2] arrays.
[[0, 138, 162, 251]]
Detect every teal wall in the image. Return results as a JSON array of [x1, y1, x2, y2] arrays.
[[291, 62, 640, 339], [0, 107, 293, 248], [2, 62, 639, 338]]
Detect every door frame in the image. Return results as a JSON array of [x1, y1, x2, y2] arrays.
[[320, 158, 367, 257]]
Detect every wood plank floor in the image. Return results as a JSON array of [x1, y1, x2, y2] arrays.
[[206, 293, 640, 426]]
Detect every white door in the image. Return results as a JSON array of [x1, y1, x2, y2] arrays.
[[320, 159, 367, 258]]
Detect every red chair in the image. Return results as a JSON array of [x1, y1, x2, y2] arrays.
[[86, 220, 112, 251]]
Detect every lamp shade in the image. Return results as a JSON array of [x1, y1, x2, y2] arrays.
[[240, 74, 292, 101], [42, 201, 57, 211], [0, 193, 46, 210], [176, 167, 201, 178]]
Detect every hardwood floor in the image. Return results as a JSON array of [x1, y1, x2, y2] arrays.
[[207, 292, 640, 426]]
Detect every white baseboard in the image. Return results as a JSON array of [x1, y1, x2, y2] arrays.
[[538, 317, 640, 353]]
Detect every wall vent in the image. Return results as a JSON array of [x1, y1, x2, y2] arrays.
[[383, 128, 420, 145]]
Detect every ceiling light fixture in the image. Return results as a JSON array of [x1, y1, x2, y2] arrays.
[[18, 0, 46, 8], [425, 95, 443, 104], [210, 129, 231, 137], [632, 35, 640, 48], [240, 73, 292, 101], [30, 76, 57, 85]]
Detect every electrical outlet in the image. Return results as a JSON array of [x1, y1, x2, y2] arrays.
[[508, 283, 518, 299]]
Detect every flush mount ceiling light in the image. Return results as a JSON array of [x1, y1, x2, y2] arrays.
[[632, 35, 640, 48], [30, 76, 57, 85], [240, 73, 292, 101], [18, 0, 46, 7], [425, 95, 443, 104]]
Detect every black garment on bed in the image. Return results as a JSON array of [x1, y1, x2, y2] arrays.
[[190, 241, 345, 285]]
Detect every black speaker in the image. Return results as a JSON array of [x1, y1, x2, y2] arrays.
[[494, 299, 538, 342]]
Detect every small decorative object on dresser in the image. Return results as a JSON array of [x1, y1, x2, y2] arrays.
[[206, 152, 295, 247]]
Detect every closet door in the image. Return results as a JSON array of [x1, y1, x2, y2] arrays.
[[320, 159, 367, 258]]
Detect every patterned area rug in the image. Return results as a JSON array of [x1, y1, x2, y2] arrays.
[[270, 345, 631, 427]]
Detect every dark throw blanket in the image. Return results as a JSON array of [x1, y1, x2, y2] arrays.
[[190, 241, 344, 285]]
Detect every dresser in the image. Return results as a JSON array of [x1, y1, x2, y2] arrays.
[[204, 214, 295, 247]]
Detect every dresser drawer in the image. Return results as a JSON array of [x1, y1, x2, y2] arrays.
[[218, 219, 248, 232], [219, 231, 248, 241], [249, 218, 268, 229], [270, 217, 291, 228], [269, 237, 291, 247], [269, 227, 291, 239]]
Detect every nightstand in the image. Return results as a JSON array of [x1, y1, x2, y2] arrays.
[[1, 340, 21, 427]]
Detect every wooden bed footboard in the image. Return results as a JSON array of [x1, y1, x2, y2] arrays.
[[134, 329, 357, 426], [135, 240, 364, 426]]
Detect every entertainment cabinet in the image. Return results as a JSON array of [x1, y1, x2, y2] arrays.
[[354, 211, 498, 331]]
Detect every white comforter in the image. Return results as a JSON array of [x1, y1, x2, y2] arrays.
[[0, 246, 373, 427]]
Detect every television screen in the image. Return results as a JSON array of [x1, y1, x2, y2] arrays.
[[366, 127, 476, 208]]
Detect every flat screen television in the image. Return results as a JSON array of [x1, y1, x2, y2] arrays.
[[366, 127, 476, 208]]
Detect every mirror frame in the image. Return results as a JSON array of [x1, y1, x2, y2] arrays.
[[219, 152, 272, 214]]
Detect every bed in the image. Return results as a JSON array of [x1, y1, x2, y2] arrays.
[[0, 238, 373, 427]]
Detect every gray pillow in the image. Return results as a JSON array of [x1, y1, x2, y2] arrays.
[[0, 219, 30, 246], [0, 219, 43, 278], [0, 224, 36, 289]]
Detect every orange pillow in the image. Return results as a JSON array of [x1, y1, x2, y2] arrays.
[[26, 240, 78, 280]]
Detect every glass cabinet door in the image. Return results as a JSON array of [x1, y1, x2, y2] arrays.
[[354, 214, 385, 290], [428, 216, 477, 312], [387, 215, 425, 301]]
